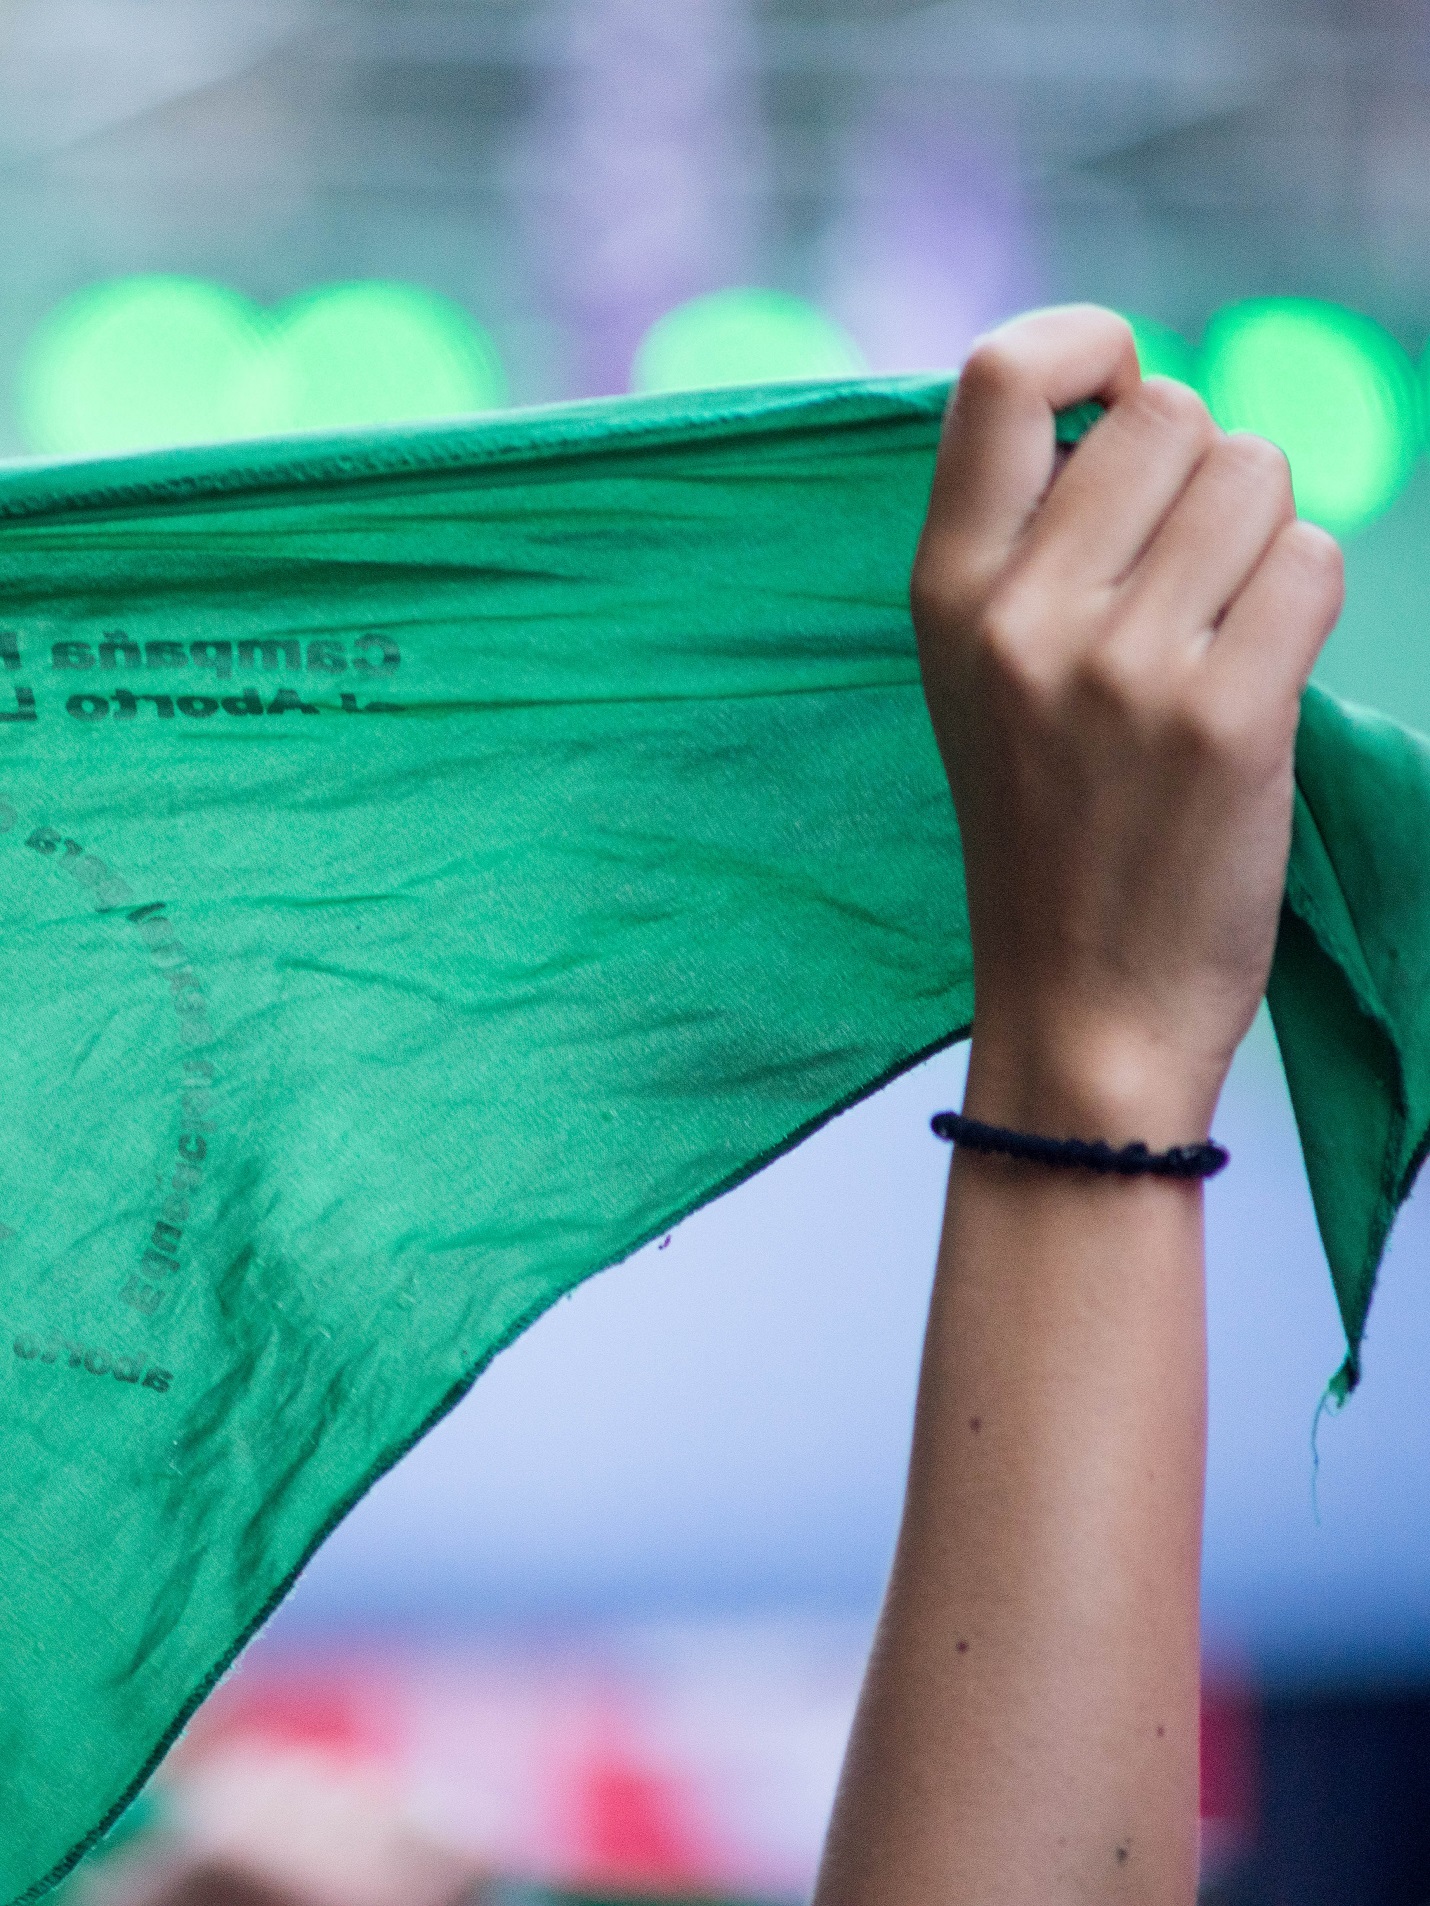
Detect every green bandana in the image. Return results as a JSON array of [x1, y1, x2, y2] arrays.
[[0, 378, 1426, 1902]]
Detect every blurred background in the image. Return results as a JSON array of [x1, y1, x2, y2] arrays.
[[7, 1, 1430, 1902]]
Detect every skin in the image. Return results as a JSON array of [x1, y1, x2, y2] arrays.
[[812, 307, 1344, 1906]]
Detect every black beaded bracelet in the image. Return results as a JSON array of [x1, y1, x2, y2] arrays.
[[930, 1110, 1229, 1180]]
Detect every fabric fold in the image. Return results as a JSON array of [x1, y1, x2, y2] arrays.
[[1271, 685, 1430, 1397]]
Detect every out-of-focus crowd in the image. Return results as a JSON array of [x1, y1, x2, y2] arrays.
[[57, 1753, 490, 1906]]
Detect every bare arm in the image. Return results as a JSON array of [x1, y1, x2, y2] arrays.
[[814, 308, 1343, 1906]]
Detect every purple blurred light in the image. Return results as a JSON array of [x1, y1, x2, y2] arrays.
[[536, 0, 760, 397], [828, 104, 1041, 375]]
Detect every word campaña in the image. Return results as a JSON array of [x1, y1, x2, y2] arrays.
[[13, 1333, 172, 1393]]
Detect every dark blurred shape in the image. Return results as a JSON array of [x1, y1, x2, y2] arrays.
[[1255, 1686, 1430, 1906], [139, 1874, 488, 1906], [1198, 1686, 1430, 1906], [136, 1865, 351, 1906]]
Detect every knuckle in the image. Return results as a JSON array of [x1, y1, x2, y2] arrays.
[[1049, 304, 1138, 367], [976, 585, 1053, 691], [978, 585, 1034, 660], [1168, 695, 1244, 763], [1075, 639, 1151, 721], [1076, 306, 1138, 378], [955, 338, 1024, 407], [1134, 374, 1213, 441], [1105, 308, 1138, 357], [1175, 681, 1286, 765], [1204, 694, 1258, 754], [1220, 431, 1294, 503], [1281, 519, 1346, 601]]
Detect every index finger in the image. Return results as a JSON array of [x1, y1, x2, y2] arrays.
[[917, 306, 1142, 604]]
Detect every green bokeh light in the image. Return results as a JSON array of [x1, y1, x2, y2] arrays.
[[245, 281, 507, 432], [631, 288, 866, 395], [1123, 314, 1198, 387], [19, 277, 266, 456], [1200, 299, 1421, 537], [19, 277, 506, 456]]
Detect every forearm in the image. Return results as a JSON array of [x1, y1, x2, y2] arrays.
[[817, 303, 1340, 1906], [815, 1049, 1207, 1906]]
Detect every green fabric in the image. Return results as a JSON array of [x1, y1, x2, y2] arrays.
[[0, 377, 1425, 1901]]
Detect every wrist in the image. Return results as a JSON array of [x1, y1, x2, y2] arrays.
[[964, 1013, 1226, 1151]]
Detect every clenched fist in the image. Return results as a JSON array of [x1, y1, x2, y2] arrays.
[[912, 305, 1344, 1145]]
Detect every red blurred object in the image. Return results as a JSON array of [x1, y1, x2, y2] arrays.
[[1201, 1674, 1260, 1861], [130, 1634, 1261, 1901], [563, 1752, 715, 1892], [176, 1665, 400, 1771]]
